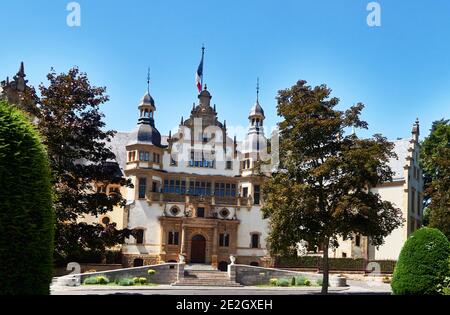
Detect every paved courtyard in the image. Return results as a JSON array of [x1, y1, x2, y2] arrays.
[[51, 280, 392, 295]]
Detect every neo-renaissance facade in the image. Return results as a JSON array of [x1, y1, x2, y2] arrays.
[[1, 63, 424, 268]]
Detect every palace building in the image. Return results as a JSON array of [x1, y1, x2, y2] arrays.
[[1, 62, 423, 268], [94, 82, 273, 270]]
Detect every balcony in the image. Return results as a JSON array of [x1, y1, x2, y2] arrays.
[[147, 192, 253, 207]]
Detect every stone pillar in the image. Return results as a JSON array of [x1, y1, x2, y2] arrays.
[[212, 226, 218, 269], [176, 262, 185, 283], [160, 225, 166, 263], [228, 263, 236, 282], [180, 225, 186, 255]]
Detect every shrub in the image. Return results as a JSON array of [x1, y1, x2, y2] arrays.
[[391, 227, 450, 295], [133, 277, 140, 284], [291, 277, 296, 286], [0, 101, 54, 295], [83, 277, 99, 285], [269, 278, 278, 286], [147, 269, 156, 275], [295, 276, 307, 286], [316, 277, 323, 286], [304, 279, 311, 286], [139, 277, 147, 285], [96, 276, 109, 285], [276, 278, 290, 287], [118, 278, 135, 286]]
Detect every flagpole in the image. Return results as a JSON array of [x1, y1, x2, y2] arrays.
[[201, 44, 205, 89]]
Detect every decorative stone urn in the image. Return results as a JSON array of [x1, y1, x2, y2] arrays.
[[229, 255, 236, 265], [178, 253, 185, 264]]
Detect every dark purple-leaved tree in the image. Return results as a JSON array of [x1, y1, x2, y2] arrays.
[[36, 67, 132, 264]]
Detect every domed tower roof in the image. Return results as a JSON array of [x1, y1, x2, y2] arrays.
[[128, 123, 162, 147], [140, 91, 155, 108], [249, 100, 265, 118]]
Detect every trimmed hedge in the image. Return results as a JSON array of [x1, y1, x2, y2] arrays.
[[0, 101, 54, 294], [391, 227, 450, 295], [276, 256, 396, 273]]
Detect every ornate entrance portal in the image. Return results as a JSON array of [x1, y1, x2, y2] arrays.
[[190, 234, 206, 263]]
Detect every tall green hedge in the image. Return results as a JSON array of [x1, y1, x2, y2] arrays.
[[0, 101, 54, 294], [391, 227, 450, 295]]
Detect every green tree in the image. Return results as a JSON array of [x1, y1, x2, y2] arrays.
[[0, 101, 54, 294], [391, 227, 450, 295], [261, 80, 403, 294], [35, 67, 132, 264], [420, 119, 450, 238]]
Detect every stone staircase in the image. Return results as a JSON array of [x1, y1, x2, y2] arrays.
[[173, 269, 242, 287]]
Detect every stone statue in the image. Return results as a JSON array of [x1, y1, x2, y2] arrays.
[[178, 254, 185, 263]]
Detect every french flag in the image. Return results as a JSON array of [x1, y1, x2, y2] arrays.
[[196, 48, 204, 93]]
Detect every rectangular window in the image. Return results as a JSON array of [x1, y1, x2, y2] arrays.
[[219, 233, 230, 247], [139, 151, 150, 161], [242, 187, 248, 198], [135, 229, 144, 244], [355, 234, 361, 247], [152, 181, 158, 193], [254, 185, 260, 205], [97, 185, 107, 194], [138, 178, 147, 199], [226, 160, 232, 170], [197, 207, 205, 218], [251, 234, 259, 248], [168, 231, 179, 245]]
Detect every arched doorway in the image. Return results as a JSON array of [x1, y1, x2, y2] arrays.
[[190, 234, 206, 263]]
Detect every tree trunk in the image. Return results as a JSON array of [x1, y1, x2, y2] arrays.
[[321, 239, 329, 294]]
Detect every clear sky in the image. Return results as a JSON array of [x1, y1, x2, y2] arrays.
[[1, 0, 449, 141]]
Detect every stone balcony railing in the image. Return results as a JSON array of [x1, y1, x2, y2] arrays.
[[146, 192, 253, 207]]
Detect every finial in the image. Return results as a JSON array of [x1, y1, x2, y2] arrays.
[[233, 135, 236, 143], [192, 102, 195, 110], [204, 83, 207, 90], [256, 77, 260, 102], [169, 130, 172, 139], [181, 116, 184, 124], [415, 117, 419, 125], [213, 104, 216, 112], [18, 62, 25, 77], [147, 67, 150, 93], [224, 120, 226, 128]]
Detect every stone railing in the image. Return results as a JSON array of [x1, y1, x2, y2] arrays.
[[55, 263, 184, 286], [228, 264, 346, 287]]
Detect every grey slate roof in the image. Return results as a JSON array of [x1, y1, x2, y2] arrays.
[[107, 132, 412, 180], [389, 138, 411, 181]]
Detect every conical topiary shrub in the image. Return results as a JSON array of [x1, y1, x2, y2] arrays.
[[391, 227, 450, 295], [0, 101, 54, 294]]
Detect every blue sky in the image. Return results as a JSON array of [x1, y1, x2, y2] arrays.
[[1, 0, 449, 141]]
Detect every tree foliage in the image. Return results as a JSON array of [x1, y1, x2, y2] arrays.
[[420, 119, 450, 239], [0, 101, 54, 294], [261, 80, 403, 293], [35, 67, 132, 264], [391, 227, 450, 295]]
